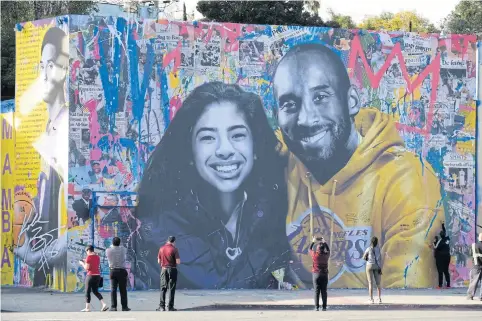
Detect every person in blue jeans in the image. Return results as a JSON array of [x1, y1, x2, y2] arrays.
[[309, 236, 330, 311], [364, 236, 383, 304]]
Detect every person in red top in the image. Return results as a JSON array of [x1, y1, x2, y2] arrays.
[[309, 236, 330, 311], [156, 236, 181, 312], [79, 245, 108, 312]]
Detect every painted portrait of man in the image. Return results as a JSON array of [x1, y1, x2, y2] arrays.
[[272, 43, 443, 288]]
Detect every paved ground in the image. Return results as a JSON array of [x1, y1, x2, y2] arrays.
[[2, 287, 482, 320]]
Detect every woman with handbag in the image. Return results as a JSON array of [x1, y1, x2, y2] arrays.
[[79, 245, 109, 312], [363, 237, 383, 304]]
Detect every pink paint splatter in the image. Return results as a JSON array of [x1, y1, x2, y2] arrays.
[[169, 95, 182, 121], [163, 41, 182, 73], [348, 35, 441, 137], [84, 98, 102, 161]]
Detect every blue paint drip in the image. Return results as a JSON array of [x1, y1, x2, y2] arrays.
[[97, 136, 110, 153], [157, 61, 171, 128], [127, 30, 155, 122], [419, 153, 424, 176], [425, 210, 439, 239], [98, 18, 126, 132], [119, 138, 139, 181], [426, 147, 447, 178], [403, 255, 420, 287], [79, 32, 85, 57]]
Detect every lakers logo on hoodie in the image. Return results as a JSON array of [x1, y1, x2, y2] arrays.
[[288, 205, 372, 285]]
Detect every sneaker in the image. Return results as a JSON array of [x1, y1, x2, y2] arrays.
[[436, 286, 442, 290], [168, 308, 177, 311], [445, 285, 451, 289], [156, 306, 166, 311], [368, 298, 374, 304], [101, 305, 109, 312], [81, 308, 91, 312], [377, 298, 382, 304], [122, 308, 131, 311], [322, 307, 327, 311], [110, 308, 117, 311], [467, 296, 473, 300], [314, 307, 319, 311]]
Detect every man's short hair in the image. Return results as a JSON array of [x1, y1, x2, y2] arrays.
[[168, 236, 176, 243], [273, 43, 351, 93], [317, 243, 328, 253], [112, 237, 121, 246], [41, 27, 68, 66], [86, 245, 94, 252]]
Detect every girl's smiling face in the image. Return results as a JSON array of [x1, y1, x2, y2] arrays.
[[192, 101, 254, 193]]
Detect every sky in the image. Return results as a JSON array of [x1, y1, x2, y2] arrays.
[[182, 0, 461, 26]]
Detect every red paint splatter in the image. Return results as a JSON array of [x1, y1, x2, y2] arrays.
[[347, 35, 441, 137]]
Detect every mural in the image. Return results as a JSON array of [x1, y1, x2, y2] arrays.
[[13, 18, 69, 290], [8, 15, 478, 291], [1, 100, 15, 285]]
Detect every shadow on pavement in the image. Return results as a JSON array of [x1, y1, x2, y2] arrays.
[[182, 304, 482, 311]]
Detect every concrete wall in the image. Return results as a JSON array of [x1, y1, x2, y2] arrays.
[[5, 16, 478, 291]]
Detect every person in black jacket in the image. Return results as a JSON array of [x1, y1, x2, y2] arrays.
[[433, 222, 451, 288], [135, 82, 291, 289], [72, 187, 92, 224]]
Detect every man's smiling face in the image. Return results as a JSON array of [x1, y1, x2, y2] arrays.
[[274, 50, 352, 162]]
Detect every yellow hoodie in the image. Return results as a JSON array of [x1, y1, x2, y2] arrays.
[[284, 108, 443, 288]]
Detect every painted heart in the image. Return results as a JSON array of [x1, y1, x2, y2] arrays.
[[225, 247, 242, 260]]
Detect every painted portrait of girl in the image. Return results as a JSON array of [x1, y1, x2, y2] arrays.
[[135, 81, 290, 289]]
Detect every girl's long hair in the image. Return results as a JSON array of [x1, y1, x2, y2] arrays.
[[137, 81, 286, 219], [370, 236, 379, 248]]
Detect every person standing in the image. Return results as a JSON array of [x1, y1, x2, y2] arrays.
[[434, 223, 451, 289], [309, 236, 330, 311], [106, 237, 130, 311], [156, 236, 180, 312], [363, 237, 383, 304], [467, 233, 482, 300], [79, 246, 108, 312]]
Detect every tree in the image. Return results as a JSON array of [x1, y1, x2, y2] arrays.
[[358, 11, 439, 33], [327, 9, 355, 29], [183, 1, 187, 21], [442, 0, 482, 34], [304, 1, 320, 15], [1, 0, 97, 99], [196, 0, 333, 27]]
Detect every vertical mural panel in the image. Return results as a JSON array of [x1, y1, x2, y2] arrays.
[[59, 17, 475, 290], [1, 100, 15, 285], [13, 18, 70, 290]]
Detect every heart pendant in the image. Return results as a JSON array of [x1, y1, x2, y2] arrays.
[[225, 247, 242, 260]]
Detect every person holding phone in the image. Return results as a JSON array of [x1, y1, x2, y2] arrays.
[[79, 245, 108, 312], [309, 236, 330, 311]]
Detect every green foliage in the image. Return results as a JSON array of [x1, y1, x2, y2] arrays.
[[442, 0, 482, 34], [327, 9, 355, 29], [196, 0, 332, 27], [358, 11, 439, 33], [1, 0, 97, 98]]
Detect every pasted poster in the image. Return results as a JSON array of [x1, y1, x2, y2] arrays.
[[1, 100, 15, 285], [13, 18, 69, 291]]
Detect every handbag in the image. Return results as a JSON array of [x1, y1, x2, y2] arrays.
[[372, 248, 382, 275], [99, 276, 104, 288]]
